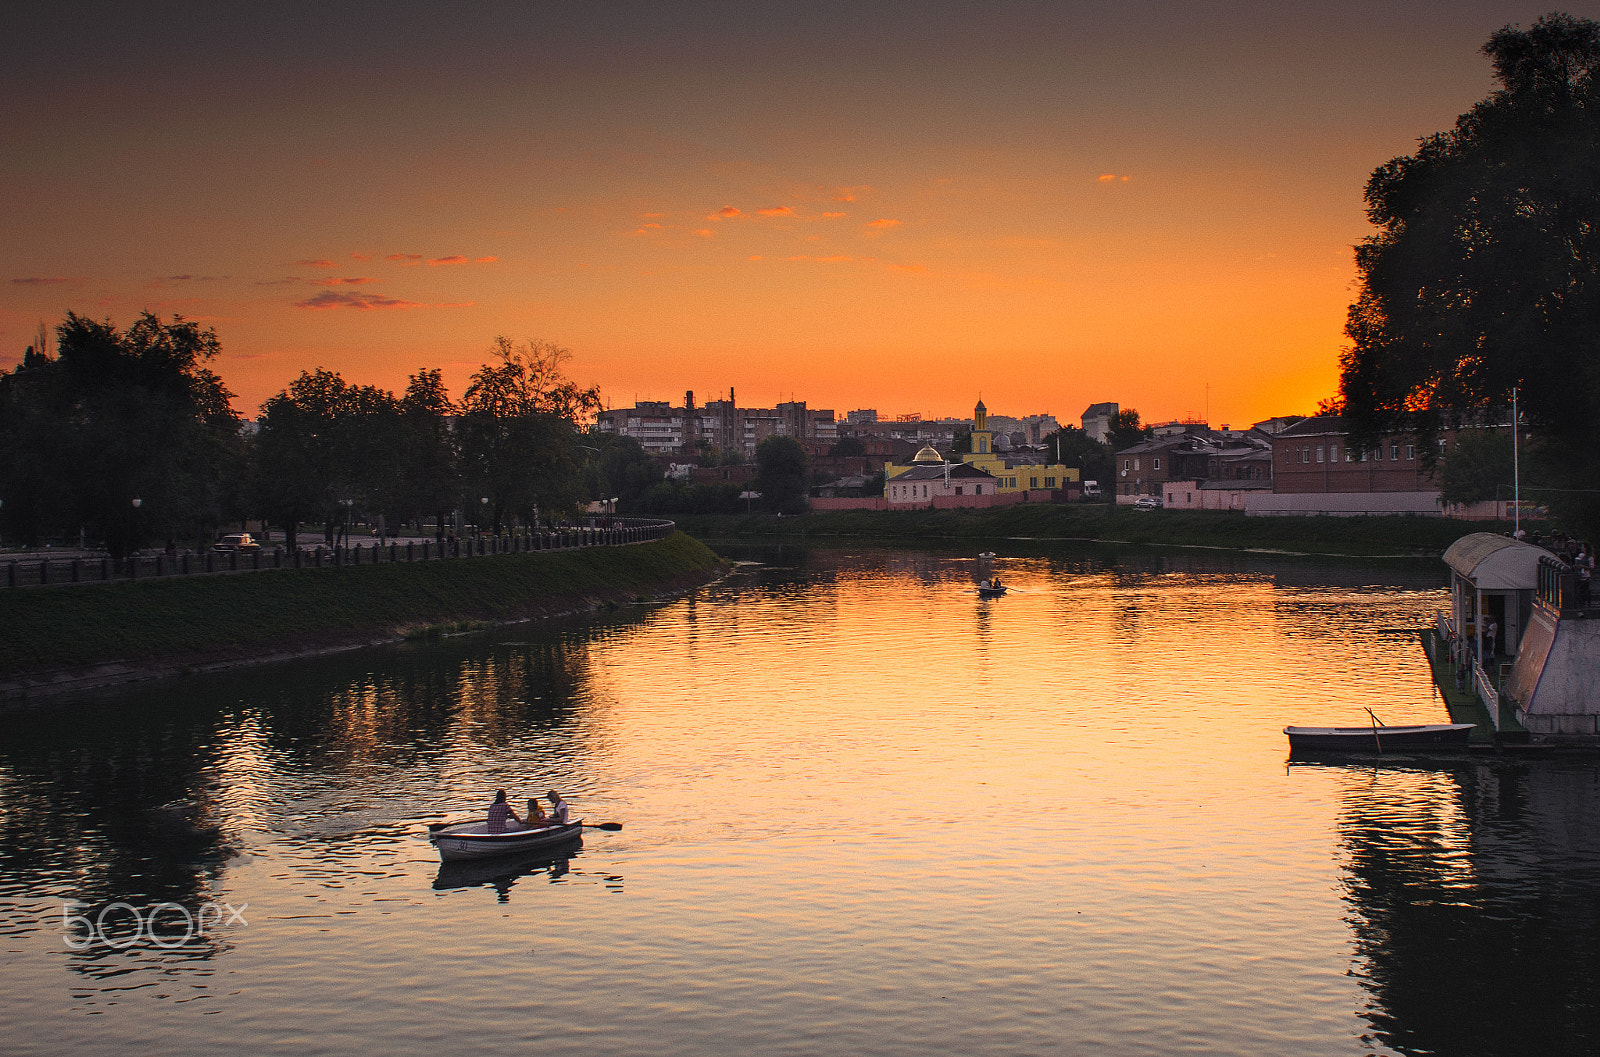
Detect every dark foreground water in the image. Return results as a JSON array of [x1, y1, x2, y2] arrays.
[[2, 544, 1598, 1056]]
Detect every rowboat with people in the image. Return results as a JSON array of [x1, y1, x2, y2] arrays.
[[429, 819, 585, 862]]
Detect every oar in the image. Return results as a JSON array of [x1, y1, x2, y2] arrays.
[[1364, 707, 1385, 755], [427, 819, 622, 831]]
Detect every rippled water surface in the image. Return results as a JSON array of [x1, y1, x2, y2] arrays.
[[3, 544, 1599, 1056]]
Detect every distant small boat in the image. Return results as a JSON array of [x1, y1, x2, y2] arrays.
[[978, 551, 996, 559], [1284, 723, 1475, 754], [429, 819, 583, 862]]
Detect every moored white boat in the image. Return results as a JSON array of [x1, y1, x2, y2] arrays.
[[429, 819, 584, 862], [1284, 723, 1475, 753]]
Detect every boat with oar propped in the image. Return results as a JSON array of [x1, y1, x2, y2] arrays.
[[977, 579, 1007, 597], [429, 819, 584, 862], [1285, 708, 1475, 754]]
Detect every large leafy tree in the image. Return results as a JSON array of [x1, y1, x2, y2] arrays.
[[1106, 409, 1152, 452], [0, 312, 240, 556], [253, 369, 399, 549], [456, 338, 602, 530], [395, 368, 458, 537], [1339, 13, 1600, 531], [755, 435, 808, 513], [582, 431, 663, 514]]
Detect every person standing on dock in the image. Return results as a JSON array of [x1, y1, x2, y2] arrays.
[[1485, 618, 1498, 661]]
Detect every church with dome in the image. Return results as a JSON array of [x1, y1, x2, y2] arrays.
[[882, 399, 1076, 508]]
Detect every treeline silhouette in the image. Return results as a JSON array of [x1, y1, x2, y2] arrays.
[[0, 313, 660, 556]]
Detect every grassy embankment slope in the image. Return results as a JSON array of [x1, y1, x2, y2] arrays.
[[0, 532, 719, 679], [673, 505, 1508, 556]]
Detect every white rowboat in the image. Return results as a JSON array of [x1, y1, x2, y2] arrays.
[[429, 819, 584, 862]]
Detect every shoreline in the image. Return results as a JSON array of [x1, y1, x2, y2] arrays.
[[670, 506, 1523, 559], [0, 533, 724, 707]]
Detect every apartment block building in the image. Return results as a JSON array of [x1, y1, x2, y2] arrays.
[[595, 390, 836, 458]]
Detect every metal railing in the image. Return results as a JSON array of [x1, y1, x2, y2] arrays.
[[0, 518, 676, 589]]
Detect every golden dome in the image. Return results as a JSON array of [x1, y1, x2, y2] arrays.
[[912, 444, 944, 463]]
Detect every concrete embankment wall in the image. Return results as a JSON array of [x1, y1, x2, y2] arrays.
[[0, 532, 721, 701]]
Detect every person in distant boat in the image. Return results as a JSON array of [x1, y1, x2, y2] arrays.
[[486, 789, 522, 833], [546, 790, 570, 825], [526, 797, 548, 827]]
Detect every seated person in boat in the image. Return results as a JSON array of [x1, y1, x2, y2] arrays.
[[545, 790, 570, 825], [526, 797, 548, 827], [486, 789, 523, 833]]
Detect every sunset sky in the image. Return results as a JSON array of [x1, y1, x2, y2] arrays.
[[1, 2, 1583, 428]]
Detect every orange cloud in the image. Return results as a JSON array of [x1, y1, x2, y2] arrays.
[[294, 259, 337, 268], [757, 206, 794, 217], [386, 253, 424, 263], [294, 291, 421, 310], [11, 276, 80, 285], [717, 206, 741, 217], [694, 228, 714, 238], [866, 218, 901, 230], [889, 263, 928, 273], [785, 255, 854, 263], [1097, 173, 1131, 183], [629, 223, 665, 236], [831, 185, 872, 202], [309, 276, 376, 286], [351, 252, 371, 261], [821, 211, 846, 218]]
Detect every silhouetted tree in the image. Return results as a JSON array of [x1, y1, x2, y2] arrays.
[[253, 369, 398, 549], [583, 431, 662, 514], [1340, 12, 1600, 532], [1107, 409, 1152, 452], [396, 368, 457, 537], [0, 312, 240, 556], [456, 338, 602, 530], [755, 435, 808, 513]]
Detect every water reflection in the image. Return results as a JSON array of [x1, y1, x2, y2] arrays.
[[431, 838, 585, 901], [1333, 759, 1600, 1056], [7, 541, 1590, 1056]]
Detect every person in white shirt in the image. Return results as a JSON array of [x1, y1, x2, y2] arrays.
[[546, 790, 570, 825]]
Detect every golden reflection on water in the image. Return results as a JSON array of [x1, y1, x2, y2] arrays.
[[23, 545, 1595, 1057]]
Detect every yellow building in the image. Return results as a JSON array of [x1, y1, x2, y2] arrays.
[[885, 399, 1077, 495]]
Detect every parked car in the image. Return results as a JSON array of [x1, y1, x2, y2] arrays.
[[1133, 497, 1162, 511], [213, 533, 261, 552]]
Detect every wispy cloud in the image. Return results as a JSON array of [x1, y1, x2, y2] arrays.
[[820, 212, 847, 219], [150, 275, 228, 288], [1097, 173, 1131, 183], [308, 277, 376, 286], [427, 255, 498, 265], [693, 228, 714, 238], [294, 259, 337, 268], [757, 206, 794, 217], [351, 252, 371, 262], [785, 255, 855, 263], [10, 276, 80, 286], [831, 185, 872, 202], [386, 253, 424, 263], [717, 206, 741, 217], [256, 276, 303, 286], [866, 218, 901, 230], [629, 223, 664, 237], [294, 291, 422, 310]]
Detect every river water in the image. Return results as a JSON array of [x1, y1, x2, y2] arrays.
[[2, 543, 1598, 1056]]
